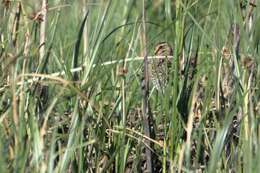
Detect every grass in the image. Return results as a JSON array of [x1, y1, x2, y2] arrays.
[[1, 0, 260, 172]]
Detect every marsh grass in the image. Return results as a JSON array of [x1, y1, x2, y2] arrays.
[[0, 0, 260, 172]]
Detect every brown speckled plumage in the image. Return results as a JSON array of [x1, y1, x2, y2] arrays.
[[148, 42, 173, 92]]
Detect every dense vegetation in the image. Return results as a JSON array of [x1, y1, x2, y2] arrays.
[[1, 0, 260, 172]]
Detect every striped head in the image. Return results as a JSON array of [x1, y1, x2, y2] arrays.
[[154, 42, 173, 56]]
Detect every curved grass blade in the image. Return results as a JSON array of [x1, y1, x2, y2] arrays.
[[72, 11, 89, 81]]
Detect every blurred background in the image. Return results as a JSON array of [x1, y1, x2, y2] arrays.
[[0, 0, 260, 172]]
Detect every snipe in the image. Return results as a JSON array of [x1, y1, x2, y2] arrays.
[[148, 42, 173, 92]]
